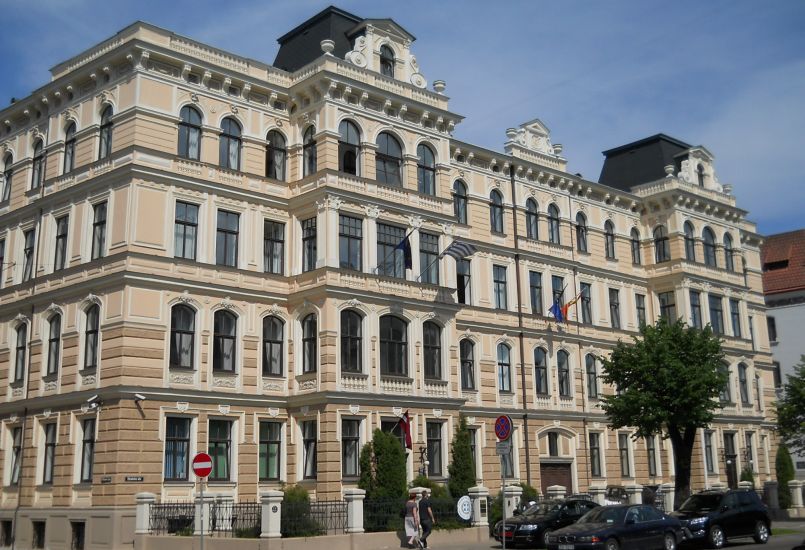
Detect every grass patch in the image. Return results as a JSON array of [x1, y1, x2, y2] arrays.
[[773, 528, 804, 536]]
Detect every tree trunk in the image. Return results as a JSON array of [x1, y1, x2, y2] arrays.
[[668, 425, 698, 510]]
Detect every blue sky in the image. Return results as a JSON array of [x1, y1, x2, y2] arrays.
[[1, 0, 803, 236]]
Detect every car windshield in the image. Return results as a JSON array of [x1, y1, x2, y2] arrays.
[[579, 506, 626, 524], [679, 494, 723, 512], [524, 502, 561, 515]]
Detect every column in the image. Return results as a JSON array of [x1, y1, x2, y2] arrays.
[[260, 490, 284, 538], [588, 485, 606, 506], [763, 481, 779, 511], [408, 216, 422, 281], [625, 484, 643, 504], [343, 488, 366, 534], [468, 486, 490, 527], [789, 480, 804, 518], [193, 493, 214, 536], [546, 485, 566, 500], [365, 207, 380, 273], [135, 493, 156, 535], [661, 483, 675, 512], [502, 484, 523, 518]]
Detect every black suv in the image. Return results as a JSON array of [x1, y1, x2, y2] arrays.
[[494, 497, 600, 548], [670, 488, 771, 548]]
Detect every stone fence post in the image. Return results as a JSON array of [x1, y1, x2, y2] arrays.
[[260, 490, 284, 539], [660, 483, 675, 512], [764, 481, 779, 511], [502, 485, 523, 518], [625, 484, 642, 504], [789, 480, 804, 518], [194, 493, 214, 536], [547, 485, 566, 500], [135, 493, 156, 535], [588, 485, 606, 506], [468, 486, 489, 527], [738, 481, 754, 491], [343, 488, 366, 534]]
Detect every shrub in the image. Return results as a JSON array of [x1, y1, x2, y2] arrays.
[[776, 443, 795, 509], [447, 415, 476, 498], [739, 466, 755, 488], [411, 475, 449, 498], [359, 429, 408, 500], [281, 485, 323, 537]]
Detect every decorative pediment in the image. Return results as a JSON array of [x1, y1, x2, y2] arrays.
[[505, 119, 559, 156]]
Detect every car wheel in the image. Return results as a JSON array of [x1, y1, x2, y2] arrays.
[[663, 532, 677, 550], [753, 520, 769, 544], [540, 529, 551, 548], [707, 525, 725, 549], [605, 538, 620, 550]]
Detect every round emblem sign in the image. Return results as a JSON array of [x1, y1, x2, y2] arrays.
[[494, 415, 513, 441], [192, 452, 213, 478], [457, 495, 472, 521]]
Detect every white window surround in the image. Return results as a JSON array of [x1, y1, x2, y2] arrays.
[[70, 413, 98, 484], [35, 415, 60, 488], [159, 411, 198, 485], [165, 301, 202, 381], [252, 414, 288, 484], [84, 193, 111, 263]]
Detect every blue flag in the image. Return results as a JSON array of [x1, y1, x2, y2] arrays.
[[394, 235, 413, 269], [549, 299, 564, 322]]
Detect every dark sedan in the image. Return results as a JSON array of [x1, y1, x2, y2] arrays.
[[669, 489, 771, 547], [546, 504, 684, 550], [494, 498, 600, 547]]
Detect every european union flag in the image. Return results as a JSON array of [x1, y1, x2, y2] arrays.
[[549, 299, 565, 322], [394, 235, 413, 269]]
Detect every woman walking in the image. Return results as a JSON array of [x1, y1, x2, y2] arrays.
[[404, 492, 420, 548]]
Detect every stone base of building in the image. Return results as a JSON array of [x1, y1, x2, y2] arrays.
[[0, 506, 135, 550]]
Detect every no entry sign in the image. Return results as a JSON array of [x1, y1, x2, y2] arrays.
[[192, 452, 213, 478], [494, 415, 513, 441]]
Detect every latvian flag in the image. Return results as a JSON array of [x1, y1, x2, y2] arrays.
[[439, 240, 478, 260], [399, 410, 413, 450]]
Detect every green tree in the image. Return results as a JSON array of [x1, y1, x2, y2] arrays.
[[776, 355, 805, 455], [599, 318, 726, 509], [358, 429, 408, 500], [776, 442, 795, 509], [447, 415, 476, 498]]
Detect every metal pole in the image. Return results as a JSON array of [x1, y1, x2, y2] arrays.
[[200, 478, 204, 550], [501, 460, 506, 550]]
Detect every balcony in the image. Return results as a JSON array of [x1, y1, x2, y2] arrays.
[[323, 270, 455, 304], [632, 176, 737, 207]]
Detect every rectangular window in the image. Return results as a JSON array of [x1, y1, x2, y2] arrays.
[[548, 432, 559, 456], [43, 423, 57, 485], [551, 275, 564, 304], [589, 433, 602, 477], [174, 202, 198, 261], [635, 293, 646, 327], [263, 220, 284, 274], [71, 522, 85, 550], [704, 431, 715, 473], [10, 427, 22, 485], [381, 420, 406, 449], [91, 202, 106, 260], [730, 299, 742, 338], [767, 316, 777, 342], [341, 419, 360, 478], [457, 259, 471, 304], [259, 422, 281, 481], [376, 223, 406, 278], [493, 265, 507, 309], [690, 290, 702, 329], [302, 421, 317, 479], [501, 446, 515, 479], [208, 420, 232, 481], [647, 437, 657, 477], [22, 229, 35, 281], [749, 316, 755, 349], [164, 417, 190, 481], [468, 427, 478, 469], [216, 210, 239, 267], [0, 240, 5, 288], [80, 418, 95, 483], [338, 215, 362, 271], [709, 295, 724, 335], [745, 432, 754, 470], [1, 521, 13, 547], [419, 232, 439, 284], [609, 288, 621, 329], [426, 422, 442, 477], [773, 361, 782, 388], [54, 216, 69, 271], [32, 522, 45, 550], [529, 271, 543, 315], [618, 433, 630, 477], [580, 283, 592, 324], [659, 291, 676, 321]]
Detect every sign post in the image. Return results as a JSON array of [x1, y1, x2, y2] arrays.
[[192, 453, 213, 550], [495, 416, 513, 550]]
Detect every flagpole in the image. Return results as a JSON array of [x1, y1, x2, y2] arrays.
[[414, 254, 442, 283], [373, 229, 415, 275]]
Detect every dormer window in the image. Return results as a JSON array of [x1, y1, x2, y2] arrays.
[[379, 45, 395, 78], [697, 163, 705, 187]]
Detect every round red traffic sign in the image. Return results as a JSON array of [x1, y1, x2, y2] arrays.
[[494, 415, 513, 441], [192, 452, 213, 478]]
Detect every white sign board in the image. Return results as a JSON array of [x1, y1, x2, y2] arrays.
[[496, 440, 512, 455], [456, 495, 472, 521]]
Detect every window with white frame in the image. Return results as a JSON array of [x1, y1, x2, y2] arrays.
[[80, 418, 96, 483], [46, 314, 61, 376], [534, 347, 549, 395], [262, 316, 284, 377], [213, 310, 237, 373], [497, 343, 512, 393], [42, 423, 57, 485], [341, 418, 361, 478], [164, 417, 191, 481], [301, 420, 317, 479], [264, 220, 285, 274], [259, 421, 282, 481], [704, 431, 715, 473], [14, 323, 27, 383], [618, 433, 631, 477], [54, 215, 68, 271], [170, 305, 195, 369], [460, 339, 475, 391], [426, 422, 443, 476], [208, 419, 232, 481], [90, 202, 107, 260], [84, 305, 100, 370], [9, 426, 22, 485], [589, 432, 602, 477]]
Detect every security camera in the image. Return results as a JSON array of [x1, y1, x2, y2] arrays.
[[134, 393, 146, 402], [86, 395, 99, 404]]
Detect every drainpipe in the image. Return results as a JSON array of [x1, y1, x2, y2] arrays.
[[508, 161, 532, 486]]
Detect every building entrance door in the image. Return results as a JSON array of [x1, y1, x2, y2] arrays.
[[540, 462, 572, 495]]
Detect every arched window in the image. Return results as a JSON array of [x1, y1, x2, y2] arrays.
[[585, 354, 598, 398], [703, 227, 717, 267], [654, 225, 670, 263], [379, 45, 395, 77], [380, 315, 407, 376], [724, 233, 735, 272], [340, 310, 362, 373], [534, 347, 548, 395], [490, 190, 504, 233], [178, 106, 202, 160], [376, 132, 402, 186], [266, 130, 287, 181], [453, 180, 468, 224], [213, 310, 237, 372], [575, 212, 588, 252], [417, 143, 436, 195], [497, 343, 511, 393], [47, 314, 61, 376], [630, 228, 641, 264], [738, 363, 750, 404], [557, 350, 570, 397], [697, 163, 705, 187], [719, 364, 731, 403], [526, 199, 538, 239], [63, 123, 76, 174], [302, 314, 317, 374], [459, 339, 475, 390], [338, 120, 361, 175], [548, 204, 561, 244], [423, 321, 442, 379], [84, 305, 100, 370], [262, 316, 284, 376], [684, 221, 696, 262], [1, 155, 11, 202], [31, 140, 44, 189], [170, 305, 195, 369], [98, 106, 113, 160], [604, 221, 616, 259], [303, 126, 317, 176], [219, 118, 242, 170], [14, 323, 27, 382]]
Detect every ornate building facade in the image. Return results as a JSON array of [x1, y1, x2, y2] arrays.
[[0, 7, 776, 549]]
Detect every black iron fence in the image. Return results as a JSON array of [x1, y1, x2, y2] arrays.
[[428, 497, 472, 530], [282, 499, 347, 538], [364, 498, 406, 533], [150, 502, 195, 535], [210, 500, 261, 538]]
